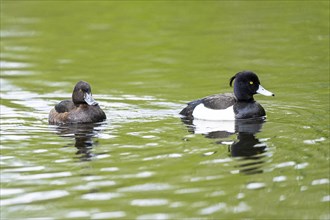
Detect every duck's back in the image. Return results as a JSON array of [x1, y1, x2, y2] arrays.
[[201, 93, 236, 109], [55, 100, 75, 113]]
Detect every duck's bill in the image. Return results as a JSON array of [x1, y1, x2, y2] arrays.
[[84, 93, 98, 105], [257, 85, 274, 96]]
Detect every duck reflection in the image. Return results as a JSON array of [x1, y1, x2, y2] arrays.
[[53, 122, 106, 161], [182, 118, 268, 174]]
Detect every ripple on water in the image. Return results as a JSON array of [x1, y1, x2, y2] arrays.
[[0, 60, 33, 69], [65, 211, 90, 218], [131, 199, 169, 207], [294, 162, 309, 170], [3, 166, 45, 172], [321, 195, 330, 202], [95, 154, 111, 160], [1, 190, 69, 206], [136, 213, 170, 220], [81, 192, 122, 201], [199, 203, 227, 215], [118, 183, 173, 192], [303, 137, 326, 145], [199, 201, 251, 215], [0, 188, 25, 196], [200, 158, 232, 164], [311, 178, 329, 185], [232, 202, 251, 213], [100, 167, 120, 172], [275, 161, 296, 168], [17, 172, 72, 180], [91, 211, 126, 219], [117, 171, 154, 179], [174, 188, 203, 194], [273, 176, 287, 182], [246, 182, 266, 190], [85, 180, 116, 187], [143, 153, 182, 161]]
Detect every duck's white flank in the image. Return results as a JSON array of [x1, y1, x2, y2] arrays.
[[192, 104, 235, 121]]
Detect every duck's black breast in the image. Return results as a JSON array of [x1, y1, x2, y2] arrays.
[[233, 101, 266, 119]]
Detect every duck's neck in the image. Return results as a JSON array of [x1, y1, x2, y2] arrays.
[[234, 92, 254, 102]]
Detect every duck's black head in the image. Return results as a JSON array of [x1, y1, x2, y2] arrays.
[[230, 71, 274, 101], [72, 81, 98, 106]]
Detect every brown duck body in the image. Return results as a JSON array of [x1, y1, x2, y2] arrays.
[[49, 101, 106, 124], [48, 81, 106, 124]]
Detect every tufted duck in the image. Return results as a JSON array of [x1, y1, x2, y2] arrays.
[[180, 71, 274, 120], [49, 81, 106, 124]]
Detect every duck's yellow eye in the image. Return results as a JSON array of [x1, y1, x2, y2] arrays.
[[249, 81, 253, 85]]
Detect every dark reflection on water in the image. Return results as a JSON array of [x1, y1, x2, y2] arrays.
[[182, 117, 268, 174], [51, 122, 106, 161]]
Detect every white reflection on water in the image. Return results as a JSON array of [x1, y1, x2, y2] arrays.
[[3, 166, 44, 172], [321, 195, 330, 202], [294, 162, 309, 170], [1, 190, 69, 206], [118, 183, 173, 192], [131, 199, 169, 206], [100, 167, 119, 172], [0, 30, 38, 38], [0, 188, 25, 196], [136, 213, 170, 220], [91, 211, 126, 219], [143, 153, 182, 161], [65, 211, 90, 218], [273, 176, 287, 182], [303, 137, 326, 145], [189, 175, 224, 182], [275, 161, 296, 168], [311, 179, 329, 185], [33, 149, 48, 153], [0, 61, 33, 69], [1, 70, 34, 76], [17, 171, 71, 180], [199, 202, 227, 215], [175, 188, 203, 194], [115, 171, 154, 179], [246, 182, 266, 190], [81, 192, 122, 201], [86, 180, 116, 187], [199, 201, 251, 215], [232, 202, 251, 213]]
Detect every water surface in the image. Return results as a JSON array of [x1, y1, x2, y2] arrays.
[[1, 1, 329, 219]]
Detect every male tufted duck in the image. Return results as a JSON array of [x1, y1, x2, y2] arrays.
[[49, 81, 106, 124], [180, 71, 274, 120]]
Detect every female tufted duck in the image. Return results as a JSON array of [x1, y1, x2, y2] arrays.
[[49, 81, 106, 124], [180, 71, 274, 120]]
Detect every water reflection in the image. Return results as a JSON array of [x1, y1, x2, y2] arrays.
[[51, 122, 106, 161], [182, 118, 268, 174]]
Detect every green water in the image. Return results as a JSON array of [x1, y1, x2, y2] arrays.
[[1, 1, 329, 219]]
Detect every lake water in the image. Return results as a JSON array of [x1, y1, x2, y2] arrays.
[[1, 1, 329, 219]]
